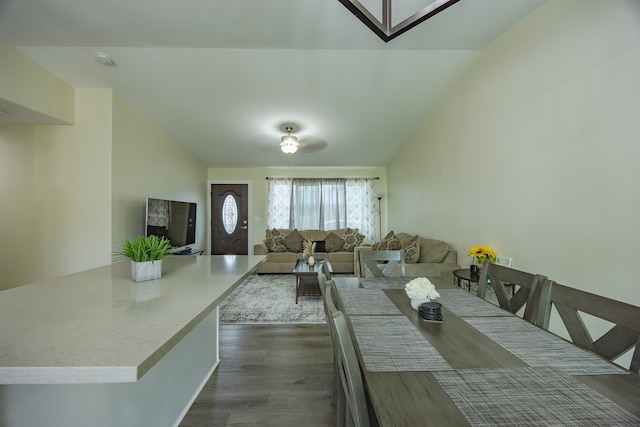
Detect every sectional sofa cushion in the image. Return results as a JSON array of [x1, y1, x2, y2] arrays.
[[324, 232, 345, 252], [283, 229, 304, 252]]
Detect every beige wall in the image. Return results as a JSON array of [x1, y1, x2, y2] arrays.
[[0, 42, 208, 290], [208, 167, 387, 251], [111, 94, 207, 251], [0, 40, 74, 125], [388, 0, 640, 307], [0, 89, 113, 289]]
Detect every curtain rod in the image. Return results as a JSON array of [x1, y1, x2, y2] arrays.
[[266, 177, 379, 180]]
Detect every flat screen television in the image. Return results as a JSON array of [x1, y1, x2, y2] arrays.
[[145, 197, 197, 249]]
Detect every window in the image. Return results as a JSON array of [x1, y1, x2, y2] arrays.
[[267, 178, 375, 241]]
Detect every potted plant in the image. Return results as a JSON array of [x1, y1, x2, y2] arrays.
[[115, 235, 173, 282], [467, 245, 496, 276]]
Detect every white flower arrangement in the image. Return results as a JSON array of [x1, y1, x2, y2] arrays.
[[405, 277, 440, 300]]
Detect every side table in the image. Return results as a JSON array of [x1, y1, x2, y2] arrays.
[[453, 268, 479, 293]]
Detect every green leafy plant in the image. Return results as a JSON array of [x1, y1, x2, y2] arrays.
[[114, 235, 173, 263]]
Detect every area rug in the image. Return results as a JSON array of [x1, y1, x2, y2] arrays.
[[219, 274, 325, 324]]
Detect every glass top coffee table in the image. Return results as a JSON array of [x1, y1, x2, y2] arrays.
[[292, 258, 331, 304]]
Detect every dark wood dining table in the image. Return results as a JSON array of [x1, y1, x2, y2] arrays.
[[337, 277, 640, 426]]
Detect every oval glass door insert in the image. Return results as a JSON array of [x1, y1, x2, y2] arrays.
[[222, 195, 238, 234]]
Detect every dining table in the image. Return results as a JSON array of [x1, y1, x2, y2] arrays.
[[336, 277, 640, 426]]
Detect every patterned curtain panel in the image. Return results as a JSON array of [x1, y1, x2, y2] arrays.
[[267, 177, 375, 241], [267, 178, 292, 229], [346, 178, 375, 242]]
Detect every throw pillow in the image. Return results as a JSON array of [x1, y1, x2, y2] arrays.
[[265, 228, 287, 253], [403, 236, 420, 263], [372, 230, 400, 251], [283, 229, 304, 252], [420, 239, 449, 263], [341, 227, 365, 252], [314, 240, 326, 253], [324, 232, 345, 252]]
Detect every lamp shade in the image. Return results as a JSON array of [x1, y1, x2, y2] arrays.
[[280, 133, 299, 154]]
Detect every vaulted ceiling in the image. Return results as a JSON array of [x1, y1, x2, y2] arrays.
[[0, 0, 547, 167]]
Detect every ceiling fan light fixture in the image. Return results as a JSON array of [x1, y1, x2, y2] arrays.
[[280, 126, 300, 154]]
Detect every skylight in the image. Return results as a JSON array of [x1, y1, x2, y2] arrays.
[[338, 0, 460, 42]]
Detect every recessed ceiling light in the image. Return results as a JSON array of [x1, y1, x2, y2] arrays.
[[95, 52, 115, 67]]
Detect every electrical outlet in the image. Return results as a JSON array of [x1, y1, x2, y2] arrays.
[[495, 256, 513, 268]]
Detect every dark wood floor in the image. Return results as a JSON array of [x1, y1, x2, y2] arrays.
[[180, 324, 337, 427]]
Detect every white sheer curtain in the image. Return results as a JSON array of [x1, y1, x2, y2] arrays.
[[267, 178, 375, 242]]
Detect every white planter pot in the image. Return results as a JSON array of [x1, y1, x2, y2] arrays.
[[410, 297, 430, 311], [131, 260, 162, 283], [308, 255, 315, 266]]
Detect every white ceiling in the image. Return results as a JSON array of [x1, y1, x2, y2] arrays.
[[0, 0, 546, 167]]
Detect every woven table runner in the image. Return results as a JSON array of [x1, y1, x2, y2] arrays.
[[464, 316, 627, 375], [359, 277, 411, 289], [437, 288, 512, 317], [350, 316, 452, 372], [337, 288, 403, 315], [434, 367, 639, 426]]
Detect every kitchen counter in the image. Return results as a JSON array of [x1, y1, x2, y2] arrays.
[[0, 255, 265, 427]]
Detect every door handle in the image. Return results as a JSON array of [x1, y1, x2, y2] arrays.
[[240, 226, 248, 230]]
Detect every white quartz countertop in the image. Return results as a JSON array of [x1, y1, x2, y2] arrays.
[[0, 255, 265, 384]]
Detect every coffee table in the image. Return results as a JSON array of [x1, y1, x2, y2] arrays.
[[292, 258, 331, 304]]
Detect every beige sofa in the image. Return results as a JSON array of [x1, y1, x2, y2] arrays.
[[253, 228, 365, 274], [356, 232, 459, 283]]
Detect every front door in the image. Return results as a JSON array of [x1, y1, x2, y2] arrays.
[[211, 184, 249, 255]]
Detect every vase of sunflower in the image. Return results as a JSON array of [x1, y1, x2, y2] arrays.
[[468, 245, 496, 277]]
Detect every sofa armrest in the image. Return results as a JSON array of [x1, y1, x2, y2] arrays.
[[254, 242, 269, 255], [441, 249, 457, 264]]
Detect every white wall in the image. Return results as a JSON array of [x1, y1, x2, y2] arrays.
[[388, 0, 640, 309]]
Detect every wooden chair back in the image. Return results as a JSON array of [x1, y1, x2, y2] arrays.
[[321, 279, 340, 410], [331, 310, 371, 427], [318, 273, 328, 297], [318, 259, 332, 281], [359, 249, 405, 278], [535, 279, 640, 373], [477, 262, 546, 323]]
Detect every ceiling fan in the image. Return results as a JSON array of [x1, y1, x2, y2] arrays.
[[251, 123, 328, 155]]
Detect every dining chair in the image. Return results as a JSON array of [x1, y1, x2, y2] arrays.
[[331, 310, 371, 427], [318, 259, 332, 281], [477, 262, 546, 323], [323, 280, 346, 424], [358, 249, 405, 278], [535, 279, 640, 373]]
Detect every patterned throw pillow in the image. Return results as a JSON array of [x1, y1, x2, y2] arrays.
[[372, 230, 401, 251], [324, 232, 345, 252], [283, 229, 304, 252], [403, 236, 420, 263], [341, 227, 365, 252], [265, 228, 287, 252]]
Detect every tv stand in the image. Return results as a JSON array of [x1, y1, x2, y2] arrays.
[[173, 247, 204, 256]]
